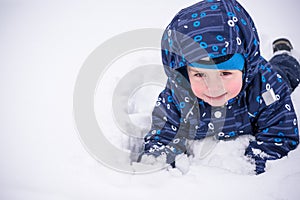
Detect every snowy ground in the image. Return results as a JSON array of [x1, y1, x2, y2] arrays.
[[1, 0, 300, 200]]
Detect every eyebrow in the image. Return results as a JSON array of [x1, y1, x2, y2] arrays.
[[188, 67, 234, 73], [188, 67, 205, 73], [188, 67, 203, 73]]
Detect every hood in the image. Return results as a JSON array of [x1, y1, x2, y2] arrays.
[[161, 0, 262, 88]]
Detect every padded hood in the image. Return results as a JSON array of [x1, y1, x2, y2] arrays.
[[161, 0, 262, 87]]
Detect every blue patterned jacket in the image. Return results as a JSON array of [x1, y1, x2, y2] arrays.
[[143, 0, 299, 174]]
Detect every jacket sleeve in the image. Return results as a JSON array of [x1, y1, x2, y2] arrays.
[[245, 66, 299, 174], [142, 87, 188, 165]]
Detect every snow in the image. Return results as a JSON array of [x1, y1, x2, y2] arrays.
[[1, 0, 300, 200]]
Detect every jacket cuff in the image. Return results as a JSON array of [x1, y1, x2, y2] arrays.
[[255, 157, 266, 175], [245, 145, 267, 175]]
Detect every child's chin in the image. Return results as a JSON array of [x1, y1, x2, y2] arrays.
[[206, 100, 226, 107]]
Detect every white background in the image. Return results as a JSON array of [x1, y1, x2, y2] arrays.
[[1, 0, 300, 199]]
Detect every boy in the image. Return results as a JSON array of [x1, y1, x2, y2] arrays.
[[139, 0, 300, 174]]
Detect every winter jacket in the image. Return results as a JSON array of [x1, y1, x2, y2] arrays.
[[143, 0, 299, 174]]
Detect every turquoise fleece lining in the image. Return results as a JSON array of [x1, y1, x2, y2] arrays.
[[190, 54, 245, 71]]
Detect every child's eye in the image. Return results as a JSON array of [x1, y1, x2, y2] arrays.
[[194, 73, 206, 77], [220, 72, 232, 76]]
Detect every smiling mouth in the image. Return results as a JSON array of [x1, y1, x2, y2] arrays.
[[205, 93, 227, 101]]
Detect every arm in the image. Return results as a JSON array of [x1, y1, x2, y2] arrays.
[[142, 87, 188, 166], [245, 68, 299, 174]]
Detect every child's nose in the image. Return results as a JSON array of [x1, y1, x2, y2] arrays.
[[206, 76, 224, 91]]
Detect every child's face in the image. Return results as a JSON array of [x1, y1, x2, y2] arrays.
[[187, 66, 243, 107]]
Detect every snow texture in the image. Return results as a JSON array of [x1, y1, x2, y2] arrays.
[[1, 0, 300, 200]]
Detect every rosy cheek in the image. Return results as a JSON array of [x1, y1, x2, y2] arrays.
[[226, 79, 243, 96], [190, 80, 206, 98]]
